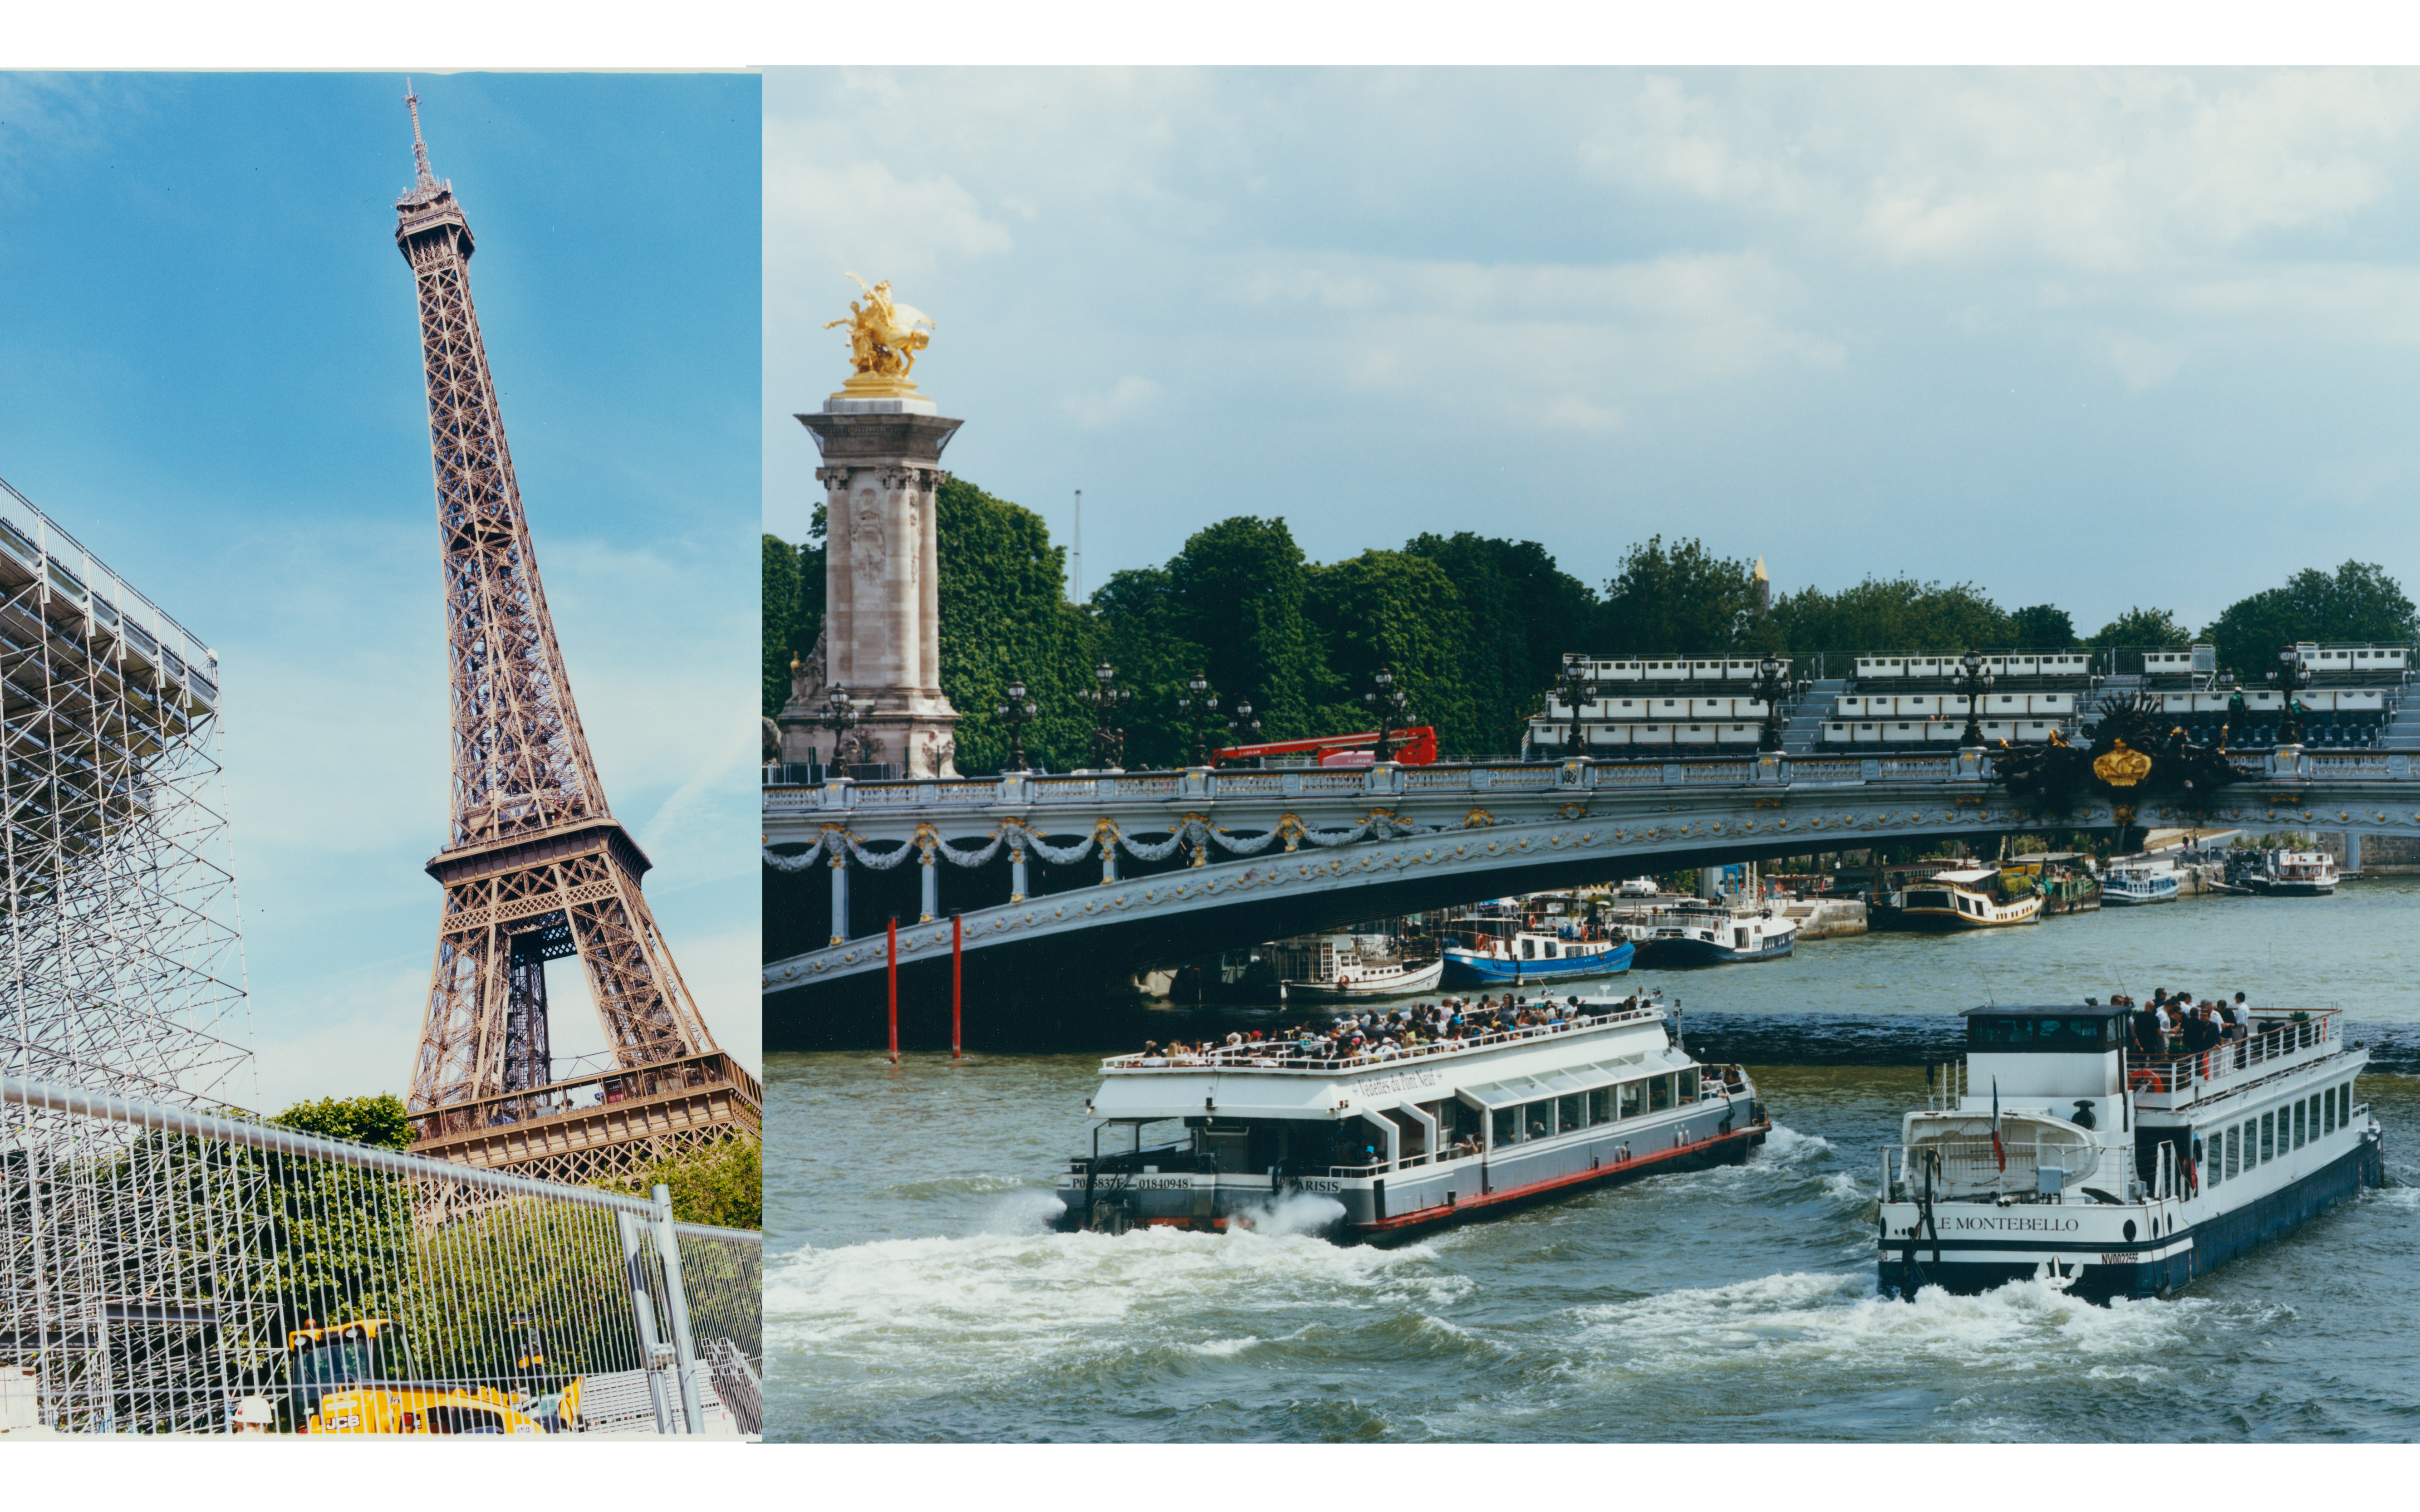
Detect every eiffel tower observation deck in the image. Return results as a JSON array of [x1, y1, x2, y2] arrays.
[[392, 85, 758, 1184]]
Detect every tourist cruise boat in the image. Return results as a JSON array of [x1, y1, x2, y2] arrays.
[[1630, 904, 1797, 966], [1878, 1002, 2382, 1302], [2101, 860, 2182, 906], [1266, 934, 1444, 1001], [1055, 998, 1766, 1242], [2249, 849, 2338, 898], [1892, 867, 2045, 930]]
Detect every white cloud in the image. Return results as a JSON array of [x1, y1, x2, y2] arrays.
[[1060, 374, 1162, 428]]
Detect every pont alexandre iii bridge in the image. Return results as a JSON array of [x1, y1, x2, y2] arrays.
[[762, 745, 2420, 1047]]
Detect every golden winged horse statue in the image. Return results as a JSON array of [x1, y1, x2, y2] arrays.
[[825, 273, 937, 386]]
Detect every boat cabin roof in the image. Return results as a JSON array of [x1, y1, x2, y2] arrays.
[[1960, 1003, 2131, 1019], [1928, 867, 1999, 885]]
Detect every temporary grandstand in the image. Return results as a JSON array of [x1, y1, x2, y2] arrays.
[[1528, 644, 2416, 758]]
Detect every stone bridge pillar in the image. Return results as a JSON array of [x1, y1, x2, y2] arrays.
[[784, 394, 965, 778]]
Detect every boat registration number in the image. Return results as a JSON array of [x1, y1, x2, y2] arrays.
[[2099, 1253, 2135, 1266]]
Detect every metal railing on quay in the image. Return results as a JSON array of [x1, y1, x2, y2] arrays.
[[1, 1075, 760, 1437]]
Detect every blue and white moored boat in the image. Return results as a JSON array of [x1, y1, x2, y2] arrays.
[[1879, 1002, 2382, 1302], [2101, 861, 2180, 905], [1440, 922, 1634, 986]]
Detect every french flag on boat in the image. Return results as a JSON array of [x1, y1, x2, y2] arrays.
[[1990, 1075, 2005, 1172]]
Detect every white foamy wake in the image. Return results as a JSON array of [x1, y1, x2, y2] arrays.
[[766, 1223, 1470, 1385], [1566, 1270, 2205, 1378], [1223, 1191, 1348, 1236], [1754, 1124, 1836, 1165]]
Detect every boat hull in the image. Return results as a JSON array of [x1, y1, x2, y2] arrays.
[[1888, 900, 2044, 931], [1440, 939, 1634, 986], [1055, 1092, 1763, 1245], [1630, 933, 1793, 968], [1877, 1132, 2383, 1303], [2249, 881, 2336, 898], [2100, 887, 2178, 906], [1282, 958, 1444, 1000]]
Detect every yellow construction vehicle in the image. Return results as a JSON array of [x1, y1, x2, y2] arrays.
[[284, 1317, 583, 1435]]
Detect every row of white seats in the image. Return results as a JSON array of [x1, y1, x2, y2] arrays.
[[1823, 719, 2066, 745], [1837, 692, 2077, 717], [1544, 695, 1772, 720], [1528, 721, 1768, 747], [1562, 656, 1793, 684], [2157, 690, 2385, 714], [1853, 653, 2093, 679]]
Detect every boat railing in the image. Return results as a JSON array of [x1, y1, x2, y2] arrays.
[[1100, 1007, 1664, 1073], [1881, 1139, 2110, 1204], [2125, 1009, 2343, 1102]]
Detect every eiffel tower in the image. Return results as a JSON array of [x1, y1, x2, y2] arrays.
[[393, 84, 759, 1184]]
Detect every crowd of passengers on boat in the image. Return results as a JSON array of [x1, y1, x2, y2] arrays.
[[2081, 988, 2270, 1061], [1120, 993, 1679, 1070]]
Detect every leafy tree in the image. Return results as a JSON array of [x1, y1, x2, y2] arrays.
[[1089, 566, 1203, 770], [934, 478, 1095, 775], [762, 534, 804, 717], [2010, 603, 2079, 649], [1597, 536, 1762, 654], [1165, 516, 1329, 742], [598, 1137, 762, 1231], [2201, 562, 2418, 678], [1305, 550, 1476, 753], [1403, 532, 1598, 758], [271, 1094, 413, 1151], [1768, 577, 2013, 665], [2087, 606, 2192, 649]]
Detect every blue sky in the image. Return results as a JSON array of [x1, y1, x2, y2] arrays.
[[0, 71, 761, 1110], [765, 67, 2420, 635]]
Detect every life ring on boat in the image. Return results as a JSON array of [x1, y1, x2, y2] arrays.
[[2128, 1068, 2160, 1092]]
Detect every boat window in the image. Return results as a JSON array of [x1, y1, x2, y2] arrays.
[[1679, 1068, 1699, 1101], [1648, 1075, 1674, 1113], [1524, 1102, 1552, 1141], [2226, 1127, 2240, 1179], [2324, 1087, 2336, 1134], [1619, 1081, 1644, 1120], [2294, 1100, 2307, 1149], [1588, 1088, 1611, 1125], [2261, 1111, 2274, 1164], [1492, 1106, 1521, 1147], [1522, 938, 1536, 960], [1555, 1094, 1582, 1133], [2204, 1134, 2219, 1189], [2343, 1080, 2354, 1120]]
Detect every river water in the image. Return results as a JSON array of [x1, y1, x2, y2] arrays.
[[764, 879, 2420, 1442]]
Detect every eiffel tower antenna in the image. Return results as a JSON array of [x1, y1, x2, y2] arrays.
[[404, 78, 438, 193], [392, 86, 759, 1182]]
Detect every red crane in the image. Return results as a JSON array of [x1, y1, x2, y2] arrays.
[[1211, 725, 1439, 768]]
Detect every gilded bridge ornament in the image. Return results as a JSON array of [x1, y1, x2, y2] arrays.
[[825, 273, 936, 398], [2092, 738, 2153, 788]]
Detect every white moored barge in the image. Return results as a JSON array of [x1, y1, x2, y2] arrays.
[[1879, 1003, 2384, 1302], [1055, 1000, 1768, 1243]]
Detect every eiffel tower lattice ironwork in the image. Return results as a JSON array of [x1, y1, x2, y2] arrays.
[[393, 84, 759, 1184]]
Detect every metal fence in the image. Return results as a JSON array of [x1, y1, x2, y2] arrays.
[[0, 1076, 759, 1437]]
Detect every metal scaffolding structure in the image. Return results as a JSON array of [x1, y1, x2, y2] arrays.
[[393, 87, 758, 1185], [0, 470, 256, 1434]]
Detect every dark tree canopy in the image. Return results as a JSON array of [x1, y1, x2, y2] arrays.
[[1403, 533, 1599, 757], [933, 477, 1095, 775], [2202, 562, 2417, 677], [1163, 516, 1328, 743], [1305, 549, 1475, 754], [1598, 536, 1763, 655], [2009, 603, 2080, 649], [1768, 577, 2013, 665], [2088, 606, 2193, 650]]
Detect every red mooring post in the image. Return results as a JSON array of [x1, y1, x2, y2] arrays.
[[951, 912, 963, 1059], [887, 917, 899, 1065]]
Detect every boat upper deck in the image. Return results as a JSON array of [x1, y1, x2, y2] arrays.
[[1098, 1003, 1668, 1079], [2126, 1008, 2352, 1111]]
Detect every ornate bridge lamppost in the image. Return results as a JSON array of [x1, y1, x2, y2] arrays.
[[816, 685, 863, 773], [1954, 650, 1994, 747], [1365, 665, 1412, 763], [1554, 652, 1597, 757], [1177, 669, 1222, 767], [1083, 661, 1128, 770], [1223, 696, 1261, 763], [995, 673, 1037, 773], [2269, 645, 2313, 747], [1750, 653, 1792, 753]]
